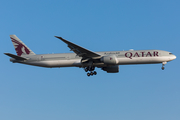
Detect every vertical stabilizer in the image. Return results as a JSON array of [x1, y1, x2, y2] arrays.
[[10, 35, 35, 56]]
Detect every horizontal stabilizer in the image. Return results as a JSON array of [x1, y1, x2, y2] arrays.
[[4, 53, 27, 60]]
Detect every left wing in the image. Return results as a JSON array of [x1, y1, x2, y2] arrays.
[[55, 36, 101, 58]]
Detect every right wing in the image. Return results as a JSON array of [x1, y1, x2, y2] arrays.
[[55, 36, 101, 58]]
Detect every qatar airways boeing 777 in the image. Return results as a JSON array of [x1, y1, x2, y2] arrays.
[[4, 35, 176, 76]]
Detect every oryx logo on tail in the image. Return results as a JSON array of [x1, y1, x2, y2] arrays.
[[10, 35, 35, 56], [11, 37, 30, 56]]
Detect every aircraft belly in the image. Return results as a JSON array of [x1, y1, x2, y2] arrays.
[[45, 59, 81, 67], [24, 59, 81, 68]]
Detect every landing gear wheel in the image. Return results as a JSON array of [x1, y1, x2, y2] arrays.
[[161, 62, 167, 70], [90, 72, 94, 76], [87, 73, 90, 76], [162, 67, 165, 70], [85, 68, 88, 72], [93, 71, 97, 75], [90, 66, 95, 71]]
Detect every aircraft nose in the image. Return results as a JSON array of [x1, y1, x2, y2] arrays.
[[172, 55, 176, 60]]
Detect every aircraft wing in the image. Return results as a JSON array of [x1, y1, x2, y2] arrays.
[[55, 36, 101, 58]]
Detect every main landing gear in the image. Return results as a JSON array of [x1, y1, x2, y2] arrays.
[[162, 61, 167, 70], [84, 66, 97, 77]]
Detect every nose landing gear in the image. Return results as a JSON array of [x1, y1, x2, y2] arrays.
[[162, 61, 167, 70]]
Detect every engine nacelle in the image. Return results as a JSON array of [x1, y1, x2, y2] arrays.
[[102, 65, 119, 73], [100, 55, 118, 65]]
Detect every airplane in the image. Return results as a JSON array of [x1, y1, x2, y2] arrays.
[[4, 35, 176, 76]]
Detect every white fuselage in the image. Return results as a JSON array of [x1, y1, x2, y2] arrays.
[[12, 50, 176, 68], [6, 35, 176, 75]]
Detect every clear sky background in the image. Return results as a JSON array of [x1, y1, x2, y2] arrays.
[[1, 0, 180, 120]]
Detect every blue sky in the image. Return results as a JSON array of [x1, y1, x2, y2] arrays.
[[1, 0, 180, 120]]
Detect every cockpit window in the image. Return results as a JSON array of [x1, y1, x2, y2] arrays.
[[169, 53, 173, 55]]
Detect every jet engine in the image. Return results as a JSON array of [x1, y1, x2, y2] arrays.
[[100, 55, 118, 65], [102, 65, 119, 73]]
